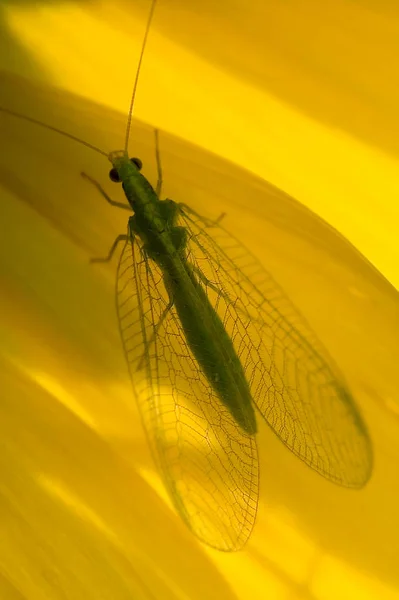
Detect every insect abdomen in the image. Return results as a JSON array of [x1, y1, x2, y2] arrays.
[[165, 263, 257, 436]]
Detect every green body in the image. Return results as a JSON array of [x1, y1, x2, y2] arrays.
[[111, 151, 257, 435]]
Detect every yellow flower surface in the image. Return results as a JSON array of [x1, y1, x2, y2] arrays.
[[0, 1, 398, 599]]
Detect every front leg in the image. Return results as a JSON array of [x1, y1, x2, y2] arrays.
[[90, 234, 129, 263], [81, 172, 132, 211]]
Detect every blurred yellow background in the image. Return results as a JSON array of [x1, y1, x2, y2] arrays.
[[0, 0, 398, 598]]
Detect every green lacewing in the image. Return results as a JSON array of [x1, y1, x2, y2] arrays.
[[0, 0, 372, 551]]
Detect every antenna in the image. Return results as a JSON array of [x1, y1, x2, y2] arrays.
[[0, 0, 157, 159], [124, 0, 157, 152], [0, 107, 108, 158]]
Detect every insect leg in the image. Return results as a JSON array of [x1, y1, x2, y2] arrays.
[[90, 235, 129, 264], [214, 212, 226, 225], [136, 299, 174, 370], [191, 264, 233, 300], [179, 203, 226, 227], [81, 172, 131, 210], [192, 264, 262, 325], [154, 129, 163, 197]]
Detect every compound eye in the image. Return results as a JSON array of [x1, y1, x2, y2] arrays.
[[109, 168, 121, 183], [131, 157, 143, 171]]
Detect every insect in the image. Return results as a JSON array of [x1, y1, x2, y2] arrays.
[[1, 0, 372, 551]]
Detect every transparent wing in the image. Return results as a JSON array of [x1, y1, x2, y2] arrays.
[[116, 230, 259, 552], [179, 204, 373, 488]]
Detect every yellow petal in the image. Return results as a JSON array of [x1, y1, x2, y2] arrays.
[[0, 1, 399, 599]]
